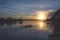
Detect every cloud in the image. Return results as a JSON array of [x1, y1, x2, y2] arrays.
[[0, 0, 60, 16]]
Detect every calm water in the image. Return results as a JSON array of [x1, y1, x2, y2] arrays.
[[0, 21, 54, 40]]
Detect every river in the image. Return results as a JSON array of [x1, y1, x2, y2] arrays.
[[0, 21, 54, 40]]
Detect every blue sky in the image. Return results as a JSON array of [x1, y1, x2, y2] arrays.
[[0, 0, 60, 16]]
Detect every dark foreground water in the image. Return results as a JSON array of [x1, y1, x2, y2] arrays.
[[0, 21, 54, 40]]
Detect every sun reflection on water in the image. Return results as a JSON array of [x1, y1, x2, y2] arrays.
[[36, 21, 50, 30]]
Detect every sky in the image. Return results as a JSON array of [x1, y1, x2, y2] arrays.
[[0, 0, 60, 17]]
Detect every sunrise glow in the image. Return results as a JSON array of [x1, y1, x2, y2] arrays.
[[37, 11, 48, 20]]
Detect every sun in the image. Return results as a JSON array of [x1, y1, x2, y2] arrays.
[[39, 12, 46, 20], [37, 11, 48, 20], [39, 14, 45, 20]]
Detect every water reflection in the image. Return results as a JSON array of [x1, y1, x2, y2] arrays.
[[0, 21, 23, 26], [0, 21, 53, 40], [35, 21, 53, 31], [0, 21, 53, 31], [37, 21, 47, 30], [0, 21, 53, 32]]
